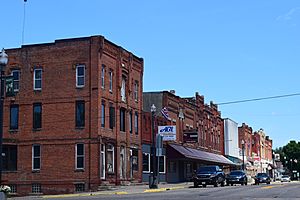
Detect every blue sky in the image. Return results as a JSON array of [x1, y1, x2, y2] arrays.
[[2, 0, 300, 148]]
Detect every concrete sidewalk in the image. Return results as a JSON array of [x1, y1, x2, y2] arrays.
[[11, 182, 193, 199]]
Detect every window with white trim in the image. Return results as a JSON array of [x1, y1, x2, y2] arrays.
[[159, 156, 166, 173], [109, 70, 113, 92], [107, 144, 114, 173], [32, 144, 41, 171], [142, 153, 150, 173], [101, 102, 105, 127], [76, 65, 85, 88], [76, 143, 84, 170], [100, 144, 105, 179], [101, 65, 105, 88], [121, 76, 126, 102], [32, 183, 41, 193], [12, 70, 20, 92], [33, 68, 42, 90]]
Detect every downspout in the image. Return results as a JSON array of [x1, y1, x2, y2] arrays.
[[88, 38, 92, 191]]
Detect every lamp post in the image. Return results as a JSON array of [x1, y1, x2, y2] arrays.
[[149, 104, 158, 189], [0, 48, 8, 185], [241, 139, 245, 171]]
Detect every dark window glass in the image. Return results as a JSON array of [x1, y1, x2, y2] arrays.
[[109, 106, 115, 129], [101, 102, 105, 127], [33, 145, 41, 170], [10, 104, 19, 130], [132, 149, 138, 171], [76, 101, 85, 127], [134, 112, 138, 134], [76, 144, 84, 169], [33, 103, 42, 129], [129, 112, 132, 133], [142, 153, 149, 172], [2, 145, 17, 171], [120, 108, 126, 132], [159, 156, 165, 173], [12, 70, 20, 92]]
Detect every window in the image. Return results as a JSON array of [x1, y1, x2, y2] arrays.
[[109, 105, 115, 129], [2, 145, 17, 171], [100, 144, 105, 179], [33, 103, 42, 129], [9, 185, 16, 193], [12, 70, 20, 92], [76, 143, 84, 170], [159, 156, 166, 173], [32, 184, 41, 194], [76, 65, 85, 88], [142, 153, 150, 173], [10, 104, 19, 130], [107, 144, 114, 173], [101, 65, 105, 88], [121, 76, 126, 102], [131, 148, 138, 171], [120, 146, 126, 179], [101, 102, 105, 128], [134, 112, 138, 134], [129, 111, 132, 134], [120, 108, 126, 132], [32, 145, 41, 170], [134, 81, 138, 101], [75, 101, 85, 127], [109, 70, 113, 92], [75, 183, 85, 192], [33, 68, 42, 90]]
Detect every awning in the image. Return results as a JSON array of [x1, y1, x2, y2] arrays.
[[168, 144, 235, 166]]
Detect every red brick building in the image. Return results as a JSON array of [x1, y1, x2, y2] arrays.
[[238, 123, 253, 160], [142, 91, 232, 183], [3, 36, 144, 195]]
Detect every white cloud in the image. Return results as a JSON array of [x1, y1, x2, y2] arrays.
[[276, 7, 300, 21]]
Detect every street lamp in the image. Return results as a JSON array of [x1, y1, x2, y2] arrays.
[[149, 104, 158, 189], [0, 48, 8, 185], [241, 139, 245, 171]]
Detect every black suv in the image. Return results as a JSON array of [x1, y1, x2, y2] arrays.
[[193, 166, 225, 187], [226, 170, 248, 186], [254, 173, 271, 185]]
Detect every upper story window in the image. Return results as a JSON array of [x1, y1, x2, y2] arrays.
[[76, 65, 85, 88], [129, 111, 132, 134], [121, 76, 126, 102], [33, 103, 42, 129], [101, 65, 105, 89], [101, 102, 105, 128], [120, 108, 126, 132], [10, 104, 19, 130], [109, 104, 115, 129], [33, 69, 42, 91], [75, 100, 85, 128], [134, 112, 138, 134], [109, 70, 113, 92], [12, 70, 20, 92], [134, 81, 138, 101]]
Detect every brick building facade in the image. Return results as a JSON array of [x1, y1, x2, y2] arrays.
[[3, 36, 143, 195], [142, 91, 231, 183]]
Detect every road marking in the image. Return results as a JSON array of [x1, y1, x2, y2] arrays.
[[262, 186, 274, 189], [115, 191, 128, 195]]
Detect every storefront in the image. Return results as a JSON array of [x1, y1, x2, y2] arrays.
[[166, 144, 235, 183]]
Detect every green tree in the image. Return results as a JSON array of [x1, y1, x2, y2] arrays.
[[276, 141, 300, 175]]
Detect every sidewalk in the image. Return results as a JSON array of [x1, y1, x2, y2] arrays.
[[11, 182, 193, 199]]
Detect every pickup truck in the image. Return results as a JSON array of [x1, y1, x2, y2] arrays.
[[193, 165, 225, 187]]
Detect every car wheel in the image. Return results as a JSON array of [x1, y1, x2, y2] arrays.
[[241, 182, 244, 186], [231, 183, 233, 186], [221, 181, 225, 187], [245, 181, 247, 186], [267, 182, 270, 184], [202, 184, 207, 188], [194, 182, 199, 188]]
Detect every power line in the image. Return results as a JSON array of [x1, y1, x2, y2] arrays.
[[217, 93, 300, 106]]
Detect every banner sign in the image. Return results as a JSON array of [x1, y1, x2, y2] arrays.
[[183, 131, 198, 143], [158, 126, 176, 141]]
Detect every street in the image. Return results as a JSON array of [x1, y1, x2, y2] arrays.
[[12, 182, 300, 200]]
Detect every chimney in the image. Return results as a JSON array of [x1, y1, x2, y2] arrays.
[[170, 90, 176, 95]]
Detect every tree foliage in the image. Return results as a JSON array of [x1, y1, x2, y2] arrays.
[[275, 140, 300, 174]]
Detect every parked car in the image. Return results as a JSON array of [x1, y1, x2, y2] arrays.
[[254, 173, 271, 185], [280, 175, 291, 182], [193, 165, 225, 188], [226, 170, 248, 186]]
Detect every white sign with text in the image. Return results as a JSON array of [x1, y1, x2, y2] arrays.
[[158, 126, 176, 141]]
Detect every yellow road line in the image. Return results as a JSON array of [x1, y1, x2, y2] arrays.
[[262, 186, 274, 189]]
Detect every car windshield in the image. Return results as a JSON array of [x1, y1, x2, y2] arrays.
[[257, 173, 267, 177], [230, 171, 244, 176], [282, 175, 289, 178], [198, 166, 217, 173]]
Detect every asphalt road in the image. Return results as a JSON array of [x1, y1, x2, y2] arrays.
[[12, 182, 300, 200]]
